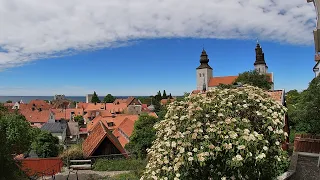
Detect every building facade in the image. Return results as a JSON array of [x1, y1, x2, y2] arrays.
[[195, 42, 274, 91]]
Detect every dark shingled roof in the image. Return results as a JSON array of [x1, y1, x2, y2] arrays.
[[197, 49, 213, 70], [41, 122, 67, 133]]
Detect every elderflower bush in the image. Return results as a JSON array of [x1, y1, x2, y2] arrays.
[[141, 85, 289, 180]]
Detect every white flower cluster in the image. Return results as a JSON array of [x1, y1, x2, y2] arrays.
[[141, 85, 289, 180]]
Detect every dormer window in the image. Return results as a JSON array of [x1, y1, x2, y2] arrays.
[[107, 122, 115, 127]]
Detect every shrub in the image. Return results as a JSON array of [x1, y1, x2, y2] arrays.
[[59, 144, 84, 165], [142, 85, 289, 180], [93, 158, 146, 171], [125, 114, 159, 159]]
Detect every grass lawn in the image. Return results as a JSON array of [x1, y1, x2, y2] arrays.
[[93, 158, 146, 179]]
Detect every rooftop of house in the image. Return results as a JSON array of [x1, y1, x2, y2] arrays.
[[19, 109, 51, 123], [82, 121, 127, 158], [40, 121, 67, 133]]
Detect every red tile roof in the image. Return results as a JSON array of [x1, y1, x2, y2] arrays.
[[76, 102, 89, 109], [113, 118, 135, 147], [105, 103, 127, 113], [82, 121, 127, 158], [4, 103, 14, 107], [51, 108, 84, 120], [208, 73, 273, 87], [114, 99, 127, 104], [266, 90, 284, 104], [27, 99, 52, 110], [160, 98, 175, 105], [87, 114, 140, 132], [208, 76, 239, 87], [84, 103, 106, 111], [19, 109, 51, 123]]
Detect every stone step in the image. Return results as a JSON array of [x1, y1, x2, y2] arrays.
[[69, 159, 91, 163], [70, 164, 92, 170]]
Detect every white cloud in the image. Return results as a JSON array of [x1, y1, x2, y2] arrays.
[[0, 0, 316, 69]]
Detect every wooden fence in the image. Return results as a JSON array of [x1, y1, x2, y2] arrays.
[[294, 134, 320, 153], [18, 157, 63, 177]]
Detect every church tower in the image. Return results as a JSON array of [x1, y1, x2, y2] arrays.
[[254, 42, 268, 74], [196, 49, 213, 91]]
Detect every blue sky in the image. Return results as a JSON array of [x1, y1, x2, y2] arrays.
[[0, 38, 315, 96], [0, 0, 317, 96]]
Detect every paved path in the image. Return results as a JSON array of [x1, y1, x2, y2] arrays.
[[38, 168, 130, 180]]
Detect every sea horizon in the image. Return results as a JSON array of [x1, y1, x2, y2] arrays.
[[0, 95, 151, 103]]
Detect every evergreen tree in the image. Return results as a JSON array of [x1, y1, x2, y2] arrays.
[[169, 93, 172, 99], [155, 91, 162, 102], [91, 91, 101, 103], [103, 94, 116, 103], [162, 90, 167, 99]]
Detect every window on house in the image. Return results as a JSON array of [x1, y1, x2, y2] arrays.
[[107, 122, 115, 127]]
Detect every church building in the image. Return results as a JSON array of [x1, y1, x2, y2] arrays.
[[195, 42, 274, 92]]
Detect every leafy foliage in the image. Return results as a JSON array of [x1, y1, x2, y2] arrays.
[[125, 114, 159, 159], [155, 91, 162, 102], [74, 115, 84, 127], [59, 144, 83, 165], [32, 130, 60, 158], [103, 94, 116, 103], [235, 70, 272, 90], [91, 91, 101, 103], [0, 107, 33, 179], [142, 85, 289, 179], [6, 100, 12, 103], [287, 76, 320, 134]]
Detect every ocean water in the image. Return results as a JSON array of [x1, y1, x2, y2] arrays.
[[0, 96, 144, 103]]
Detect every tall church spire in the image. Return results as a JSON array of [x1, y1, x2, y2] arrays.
[[197, 48, 212, 69], [254, 42, 268, 74], [254, 42, 267, 66], [196, 48, 213, 91]]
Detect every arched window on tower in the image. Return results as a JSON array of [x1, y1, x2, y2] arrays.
[[199, 73, 201, 77]]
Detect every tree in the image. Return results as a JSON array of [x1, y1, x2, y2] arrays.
[[286, 90, 301, 105], [162, 90, 167, 99], [103, 94, 116, 103], [0, 111, 33, 179], [142, 85, 289, 179], [291, 76, 320, 134], [91, 91, 101, 103], [155, 91, 162, 102], [6, 100, 12, 103], [235, 70, 272, 90], [125, 114, 159, 159], [74, 115, 84, 127], [169, 93, 172, 99], [32, 130, 60, 158]]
